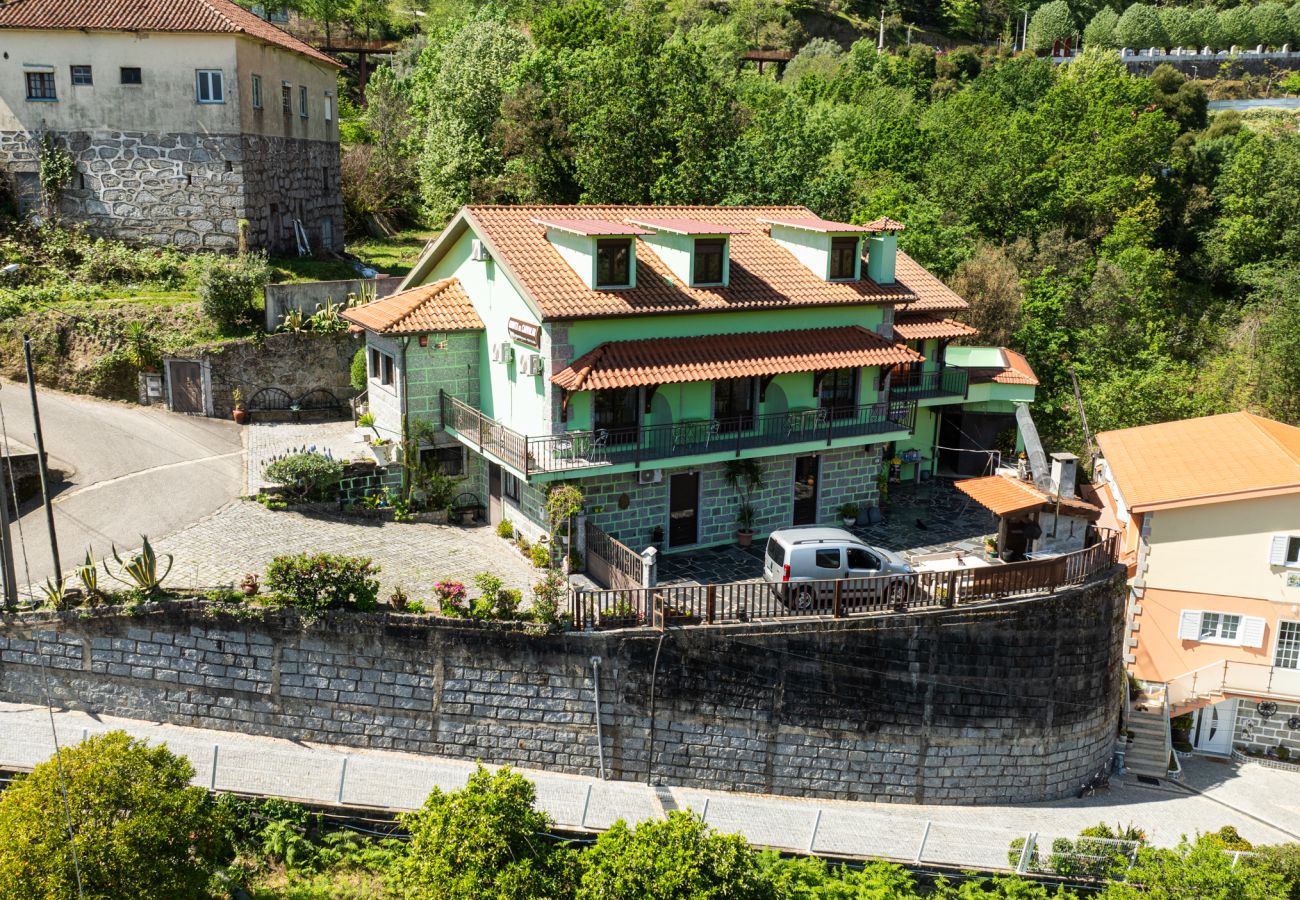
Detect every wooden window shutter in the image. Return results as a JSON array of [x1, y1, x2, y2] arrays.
[[1178, 610, 1202, 642], [1241, 616, 1267, 649]]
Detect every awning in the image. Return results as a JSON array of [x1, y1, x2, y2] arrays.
[[893, 314, 979, 341], [956, 475, 1101, 520], [551, 326, 922, 392], [341, 278, 483, 335]]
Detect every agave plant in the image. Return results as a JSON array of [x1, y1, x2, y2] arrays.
[[40, 575, 69, 610], [77, 548, 102, 603], [106, 535, 173, 595]]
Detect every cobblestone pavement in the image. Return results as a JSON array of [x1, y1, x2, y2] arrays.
[[152, 500, 541, 603], [245, 420, 368, 495], [3, 703, 1297, 871], [659, 480, 996, 586]]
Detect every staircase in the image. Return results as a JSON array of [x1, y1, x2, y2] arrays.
[[1126, 684, 1171, 780]]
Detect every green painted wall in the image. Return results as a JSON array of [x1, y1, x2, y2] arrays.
[[867, 234, 896, 284], [896, 406, 940, 481]]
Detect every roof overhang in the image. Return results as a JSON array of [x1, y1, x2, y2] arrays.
[[956, 475, 1102, 520]]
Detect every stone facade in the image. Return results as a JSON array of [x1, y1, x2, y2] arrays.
[[1233, 697, 1300, 756], [0, 570, 1125, 804], [3, 129, 341, 254]]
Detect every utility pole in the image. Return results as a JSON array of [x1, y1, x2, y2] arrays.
[[0, 424, 16, 608], [24, 337, 59, 579], [1022, 9, 1030, 52]]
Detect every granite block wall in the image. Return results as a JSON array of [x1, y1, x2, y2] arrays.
[[0, 569, 1125, 805], [1234, 698, 1300, 755]]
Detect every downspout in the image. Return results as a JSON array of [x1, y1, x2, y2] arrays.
[[590, 656, 607, 780], [646, 631, 668, 785]]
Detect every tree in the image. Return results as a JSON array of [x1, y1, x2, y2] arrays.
[[392, 765, 576, 899], [1160, 6, 1199, 50], [1028, 0, 1076, 51], [1218, 5, 1258, 49], [1192, 7, 1225, 50], [783, 37, 846, 86], [1102, 833, 1287, 900], [0, 732, 227, 899], [578, 811, 775, 900], [1115, 3, 1167, 49], [1251, 1, 1294, 48], [942, 0, 981, 37], [950, 244, 1023, 348], [1084, 8, 1120, 48]]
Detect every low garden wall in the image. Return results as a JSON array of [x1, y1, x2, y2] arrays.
[[0, 569, 1126, 805]]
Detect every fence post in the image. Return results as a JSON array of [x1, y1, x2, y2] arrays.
[[579, 783, 593, 829], [832, 579, 843, 618], [807, 809, 823, 853], [210, 745, 219, 791], [1016, 832, 1037, 874], [337, 757, 349, 805], [707, 585, 716, 624], [641, 547, 658, 589], [698, 796, 710, 824], [915, 820, 932, 864]]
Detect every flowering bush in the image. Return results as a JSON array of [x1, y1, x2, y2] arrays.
[[264, 553, 379, 612], [433, 580, 468, 617]]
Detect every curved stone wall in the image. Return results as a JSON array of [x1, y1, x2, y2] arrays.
[[0, 569, 1125, 804]]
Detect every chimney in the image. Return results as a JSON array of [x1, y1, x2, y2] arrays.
[[1050, 452, 1078, 499], [867, 233, 897, 285]]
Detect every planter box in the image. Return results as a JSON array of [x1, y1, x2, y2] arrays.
[[1232, 747, 1300, 772], [367, 443, 396, 465]]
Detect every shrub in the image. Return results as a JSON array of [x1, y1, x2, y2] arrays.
[[0, 731, 228, 898], [531, 569, 566, 627], [392, 765, 576, 898], [264, 553, 380, 611], [433, 580, 468, 616], [350, 346, 367, 392], [530, 542, 552, 569], [197, 251, 269, 329], [497, 518, 516, 539], [1027, 0, 1075, 50], [263, 451, 343, 502]]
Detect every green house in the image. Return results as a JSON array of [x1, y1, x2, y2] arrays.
[[342, 205, 1037, 554]]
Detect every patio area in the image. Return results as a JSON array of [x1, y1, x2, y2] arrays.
[[657, 478, 997, 586]]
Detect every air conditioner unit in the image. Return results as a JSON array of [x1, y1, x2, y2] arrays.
[[491, 342, 513, 364], [638, 469, 663, 485], [470, 239, 492, 262], [520, 354, 544, 376]]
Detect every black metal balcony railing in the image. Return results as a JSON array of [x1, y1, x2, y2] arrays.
[[441, 392, 916, 475], [890, 367, 969, 401]]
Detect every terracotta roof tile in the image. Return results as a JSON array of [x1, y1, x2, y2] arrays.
[[341, 279, 483, 335], [464, 206, 962, 320], [956, 474, 1101, 519], [551, 326, 922, 392], [1097, 412, 1300, 511], [757, 215, 877, 233], [0, 0, 343, 67], [533, 218, 652, 236], [893, 314, 979, 341], [623, 217, 747, 235], [992, 349, 1038, 385], [864, 216, 907, 232]]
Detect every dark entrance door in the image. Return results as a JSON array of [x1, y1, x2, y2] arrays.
[[793, 455, 819, 525], [168, 360, 203, 414], [487, 462, 503, 526], [668, 472, 699, 548]]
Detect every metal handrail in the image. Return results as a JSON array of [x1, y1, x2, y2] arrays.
[[890, 367, 969, 400]]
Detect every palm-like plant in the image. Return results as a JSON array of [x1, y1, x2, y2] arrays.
[[723, 458, 763, 534], [105, 535, 173, 595]]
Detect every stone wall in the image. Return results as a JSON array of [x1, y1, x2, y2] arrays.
[[0, 570, 1126, 804], [1, 129, 341, 254], [1234, 697, 1300, 756], [172, 331, 357, 418]]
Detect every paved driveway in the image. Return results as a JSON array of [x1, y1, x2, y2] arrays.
[[1, 381, 242, 594], [152, 500, 542, 604]]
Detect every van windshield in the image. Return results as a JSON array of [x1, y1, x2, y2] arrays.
[[766, 537, 785, 567]]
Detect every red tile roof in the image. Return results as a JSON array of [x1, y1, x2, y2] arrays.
[[623, 217, 747, 235], [758, 215, 877, 233], [992, 349, 1038, 385], [461, 206, 956, 320], [892, 256, 969, 313], [956, 474, 1101, 519], [341, 279, 483, 335], [551, 326, 922, 391], [893, 314, 979, 341], [0, 0, 343, 67], [533, 218, 652, 237], [864, 216, 907, 232]]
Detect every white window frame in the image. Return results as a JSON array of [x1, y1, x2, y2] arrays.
[[1270, 534, 1300, 568], [1275, 620, 1300, 670], [70, 65, 93, 86], [250, 73, 263, 110], [369, 347, 395, 388], [503, 471, 521, 504], [324, 93, 333, 122], [1179, 609, 1267, 648], [298, 85, 309, 118], [196, 69, 225, 104]]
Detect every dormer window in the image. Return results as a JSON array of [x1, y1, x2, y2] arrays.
[[830, 237, 860, 280], [694, 239, 725, 285], [596, 239, 632, 288]]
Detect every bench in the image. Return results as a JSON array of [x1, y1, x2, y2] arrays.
[[450, 491, 485, 525]]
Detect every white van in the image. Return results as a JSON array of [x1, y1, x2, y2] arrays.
[[761, 526, 913, 610]]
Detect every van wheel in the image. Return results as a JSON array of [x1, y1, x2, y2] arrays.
[[792, 586, 815, 610], [887, 581, 909, 610]]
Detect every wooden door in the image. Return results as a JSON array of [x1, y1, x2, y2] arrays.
[[487, 462, 502, 526], [168, 361, 204, 414], [793, 455, 819, 525], [668, 472, 699, 548]]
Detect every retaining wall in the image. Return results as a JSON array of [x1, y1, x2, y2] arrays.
[[0, 570, 1125, 804]]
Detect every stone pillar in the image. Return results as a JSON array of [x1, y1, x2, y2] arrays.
[[641, 547, 658, 589]]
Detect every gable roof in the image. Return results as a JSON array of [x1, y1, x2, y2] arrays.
[[0, 0, 343, 67], [341, 279, 483, 335], [1097, 412, 1300, 512], [956, 474, 1101, 520], [408, 206, 975, 322], [551, 326, 922, 392]]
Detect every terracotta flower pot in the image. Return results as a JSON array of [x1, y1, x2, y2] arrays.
[[232, 408, 248, 425]]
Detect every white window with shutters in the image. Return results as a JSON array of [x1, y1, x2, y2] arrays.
[[1269, 534, 1300, 568], [1179, 609, 1267, 647]]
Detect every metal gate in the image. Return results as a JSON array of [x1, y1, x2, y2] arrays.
[[167, 360, 205, 414], [585, 521, 643, 591]]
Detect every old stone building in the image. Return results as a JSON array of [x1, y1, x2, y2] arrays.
[[0, 0, 345, 254]]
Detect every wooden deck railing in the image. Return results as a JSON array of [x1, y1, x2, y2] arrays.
[[585, 521, 643, 591], [571, 533, 1118, 630]]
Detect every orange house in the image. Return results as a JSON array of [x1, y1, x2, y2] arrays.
[[1095, 413, 1300, 757]]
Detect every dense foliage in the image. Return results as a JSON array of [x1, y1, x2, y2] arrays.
[[263, 451, 345, 501], [352, 17, 1300, 448], [196, 251, 271, 329], [0, 732, 227, 898], [264, 552, 381, 611]]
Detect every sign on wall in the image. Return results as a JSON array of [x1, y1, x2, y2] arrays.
[[508, 317, 541, 349]]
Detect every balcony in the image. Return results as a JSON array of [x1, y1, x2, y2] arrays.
[[441, 391, 916, 476], [1169, 659, 1300, 714], [890, 367, 969, 402]]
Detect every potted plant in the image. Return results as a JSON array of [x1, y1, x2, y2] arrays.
[[723, 458, 763, 548], [838, 502, 859, 527], [599, 598, 641, 628], [985, 536, 999, 559], [231, 388, 247, 425]]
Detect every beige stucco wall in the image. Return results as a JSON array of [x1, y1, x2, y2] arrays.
[[0, 29, 336, 142], [1145, 493, 1300, 603], [234, 37, 338, 143], [0, 30, 238, 134], [1131, 587, 1281, 684]]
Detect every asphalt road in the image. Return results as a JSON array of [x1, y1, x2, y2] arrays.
[[0, 380, 243, 590]]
